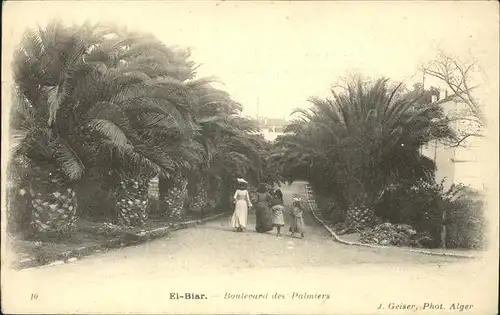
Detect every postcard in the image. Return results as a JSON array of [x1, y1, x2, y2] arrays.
[[2, 1, 498, 314]]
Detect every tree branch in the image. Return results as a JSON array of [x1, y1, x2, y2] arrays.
[[421, 50, 484, 127], [444, 133, 484, 148]]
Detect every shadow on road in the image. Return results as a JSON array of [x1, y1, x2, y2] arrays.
[[201, 225, 235, 232]]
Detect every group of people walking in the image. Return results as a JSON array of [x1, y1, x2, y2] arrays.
[[230, 179, 305, 238]]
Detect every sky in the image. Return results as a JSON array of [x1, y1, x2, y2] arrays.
[[2, 1, 499, 121]]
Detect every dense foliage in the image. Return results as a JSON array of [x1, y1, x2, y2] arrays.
[[7, 20, 277, 236], [273, 78, 455, 212], [376, 180, 485, 249], [272, 77, 485, 249], [7, 20, 483, 250]]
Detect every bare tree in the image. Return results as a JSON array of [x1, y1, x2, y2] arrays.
[[421, 50, 485, 147]]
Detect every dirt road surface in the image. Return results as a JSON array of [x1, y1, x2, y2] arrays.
[[3, 182, 495, 314]]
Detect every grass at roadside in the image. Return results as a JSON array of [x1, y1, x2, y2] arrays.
[[9, 211, 224, 269]]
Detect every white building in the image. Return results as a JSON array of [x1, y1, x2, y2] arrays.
[[420, 89, 486, 191], [258, 118, 287, 142]]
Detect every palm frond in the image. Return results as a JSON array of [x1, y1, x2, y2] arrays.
[[87, 119, 133, 150], [52, 138, 86, 180]]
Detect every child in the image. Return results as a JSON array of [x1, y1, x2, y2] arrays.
[[289, 197, 305, 238], [270, 197, 285, 236], [274, 189, 283, 203]]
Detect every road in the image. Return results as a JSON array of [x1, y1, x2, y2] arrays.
[[3, 181, 495, 314]]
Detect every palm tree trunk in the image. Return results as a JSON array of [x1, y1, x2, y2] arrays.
[[189, 181, 208, 214], [160, 175, 188, 220], [115, 178, 149, 226], [30, 169, 78, 236], [345, 180, 376, 228], [147, 176, 161, 217]]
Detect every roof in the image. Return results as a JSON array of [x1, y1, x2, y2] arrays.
[[258, 117, 287, 127], [266, 118, 287, 126]]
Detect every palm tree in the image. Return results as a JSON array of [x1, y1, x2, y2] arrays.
[[156, 133, 205, 220], [275, 78, 455, 227], [179, 82, 229, 214], [9, 20, 199, 231], [177, 80, 267, 214], [10, 19, 281, 232]]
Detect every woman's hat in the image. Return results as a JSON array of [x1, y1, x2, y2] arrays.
[[292, 197, 301, 202], [237, 178, 248, 184]]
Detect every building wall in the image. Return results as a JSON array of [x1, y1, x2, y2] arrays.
[[421, 90, 485, 191], [261, 129, 283, 142], [258, 117, 287, 142], [422, 137, 485, 191], [421, 141, 456, 189], [452, 135, 486, 190]]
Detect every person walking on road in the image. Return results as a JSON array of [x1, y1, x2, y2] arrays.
[[270, 197, 285, 236], [231, 178, 252, 232], [288, 197, 305, 238], [274, 188, 283, 203], [254, 183, 274, 233]]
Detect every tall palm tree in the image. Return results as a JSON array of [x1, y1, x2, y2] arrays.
[[9, 20, 199, 231], [178, 80, 267, 214], [275, 78, 455, 227], [156, 132, 205, 220]]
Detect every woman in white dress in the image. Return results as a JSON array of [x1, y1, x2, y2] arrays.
[[231, 179, 252, 232]]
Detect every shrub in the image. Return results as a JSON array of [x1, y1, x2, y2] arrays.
[[375, 180, 485, 249], [375, 180, 443, 237], [310, 182, 347, 223], [445, 188, 486, 249]]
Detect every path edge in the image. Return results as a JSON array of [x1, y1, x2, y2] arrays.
[[15, 212, 228, 270], [303, 183, 477, 260]]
